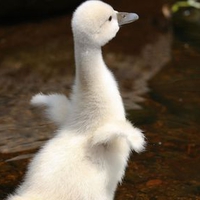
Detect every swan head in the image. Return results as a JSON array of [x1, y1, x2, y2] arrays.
[[72, 0, 139, 47]]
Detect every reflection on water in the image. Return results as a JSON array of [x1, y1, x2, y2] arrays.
[[0, 0, 200, 199], [0, 33, 172, 153], [106, 33, 172, 109]]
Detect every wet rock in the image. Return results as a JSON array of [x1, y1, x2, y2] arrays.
[[146, 179, 163, 187]]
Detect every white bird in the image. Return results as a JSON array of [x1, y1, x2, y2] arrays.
[[7, 1, 145, 200]]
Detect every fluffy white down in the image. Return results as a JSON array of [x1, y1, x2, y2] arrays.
[[31, 93, 70, 126], [7, 1, 146, 200]]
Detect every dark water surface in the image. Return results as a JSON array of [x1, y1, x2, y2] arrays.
[[0, 0, 200, 199]]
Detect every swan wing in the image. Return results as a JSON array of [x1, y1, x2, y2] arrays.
[[31, 93, 70, 127], [91, 120, 146, 153]]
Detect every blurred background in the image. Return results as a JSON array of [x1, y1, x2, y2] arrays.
[[0, 0, 200, 199]]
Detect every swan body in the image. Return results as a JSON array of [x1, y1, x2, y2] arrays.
[[7, 1, 145, 200]]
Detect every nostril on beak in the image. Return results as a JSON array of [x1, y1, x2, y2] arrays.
[[117, 12, 139, 26]]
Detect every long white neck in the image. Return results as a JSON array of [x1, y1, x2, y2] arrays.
[[74, 42, 105, 89], [69, 40, 125, 131]]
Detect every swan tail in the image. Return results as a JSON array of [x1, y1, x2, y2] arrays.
[[31, 93, 70, 126], [92, 120, 146, 153]]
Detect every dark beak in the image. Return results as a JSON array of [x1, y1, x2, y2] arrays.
[[117, 12, 139, 26]]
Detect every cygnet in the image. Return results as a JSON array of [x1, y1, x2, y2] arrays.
[[7, 1, 145, 200]]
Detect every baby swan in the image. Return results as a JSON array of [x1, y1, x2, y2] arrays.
[[7, 1, 145, 200]]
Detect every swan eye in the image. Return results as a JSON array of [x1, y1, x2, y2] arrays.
[[108, 16, 112, 21]]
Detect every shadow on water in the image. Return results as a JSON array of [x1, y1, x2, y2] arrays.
[[0, 0, 200, 199]]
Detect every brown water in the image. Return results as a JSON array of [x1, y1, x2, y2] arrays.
[[0, 0, 200, 199]]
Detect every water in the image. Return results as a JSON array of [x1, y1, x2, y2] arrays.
[[0, 0, 200, 199]]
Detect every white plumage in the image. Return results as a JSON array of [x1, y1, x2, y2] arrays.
[[7, 1, 145, 200], [31, 93, 70, 127]]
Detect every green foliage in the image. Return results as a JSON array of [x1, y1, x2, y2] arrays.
[[172, 0, 200, 13]]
